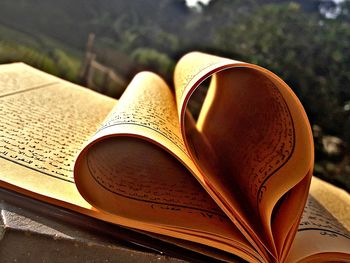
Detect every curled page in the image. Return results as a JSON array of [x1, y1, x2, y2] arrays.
[[74, 52, 314, 261], [174, 52, 314, 259], [74, 71, 263, 263]]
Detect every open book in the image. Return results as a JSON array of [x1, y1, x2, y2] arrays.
[[0, 52, 349, 262]]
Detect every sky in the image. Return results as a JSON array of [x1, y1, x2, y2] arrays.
[[186, 0, 211, 7]]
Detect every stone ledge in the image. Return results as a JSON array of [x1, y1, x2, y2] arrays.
[[0, 188, 190, 263]]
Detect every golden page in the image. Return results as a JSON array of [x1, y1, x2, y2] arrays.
[[73, 71, 263, 262], [0, 63, 260, 262], [173, 52, 314, 259], [286, 177, 350, 262], [0, 63, 114, 207]]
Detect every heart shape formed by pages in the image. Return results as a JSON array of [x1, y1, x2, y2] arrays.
[[74, 52, 314, 262]]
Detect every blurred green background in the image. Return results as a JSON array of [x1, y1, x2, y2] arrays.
[[0, 0, 349, 191]]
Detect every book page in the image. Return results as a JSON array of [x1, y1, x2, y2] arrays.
[[74, 71, 262, 262], [0, 63, 115, 203], [173, 52, 314, 258], [0, 64, 261, 262], [285, 177, 350, 262]]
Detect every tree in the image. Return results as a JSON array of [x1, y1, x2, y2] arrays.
[[214, 2, 350, 139]]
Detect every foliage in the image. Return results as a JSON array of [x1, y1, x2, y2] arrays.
[[0, 40, 81, 82], [131, 48, 175, 78], [215, 2, 350, 138]]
